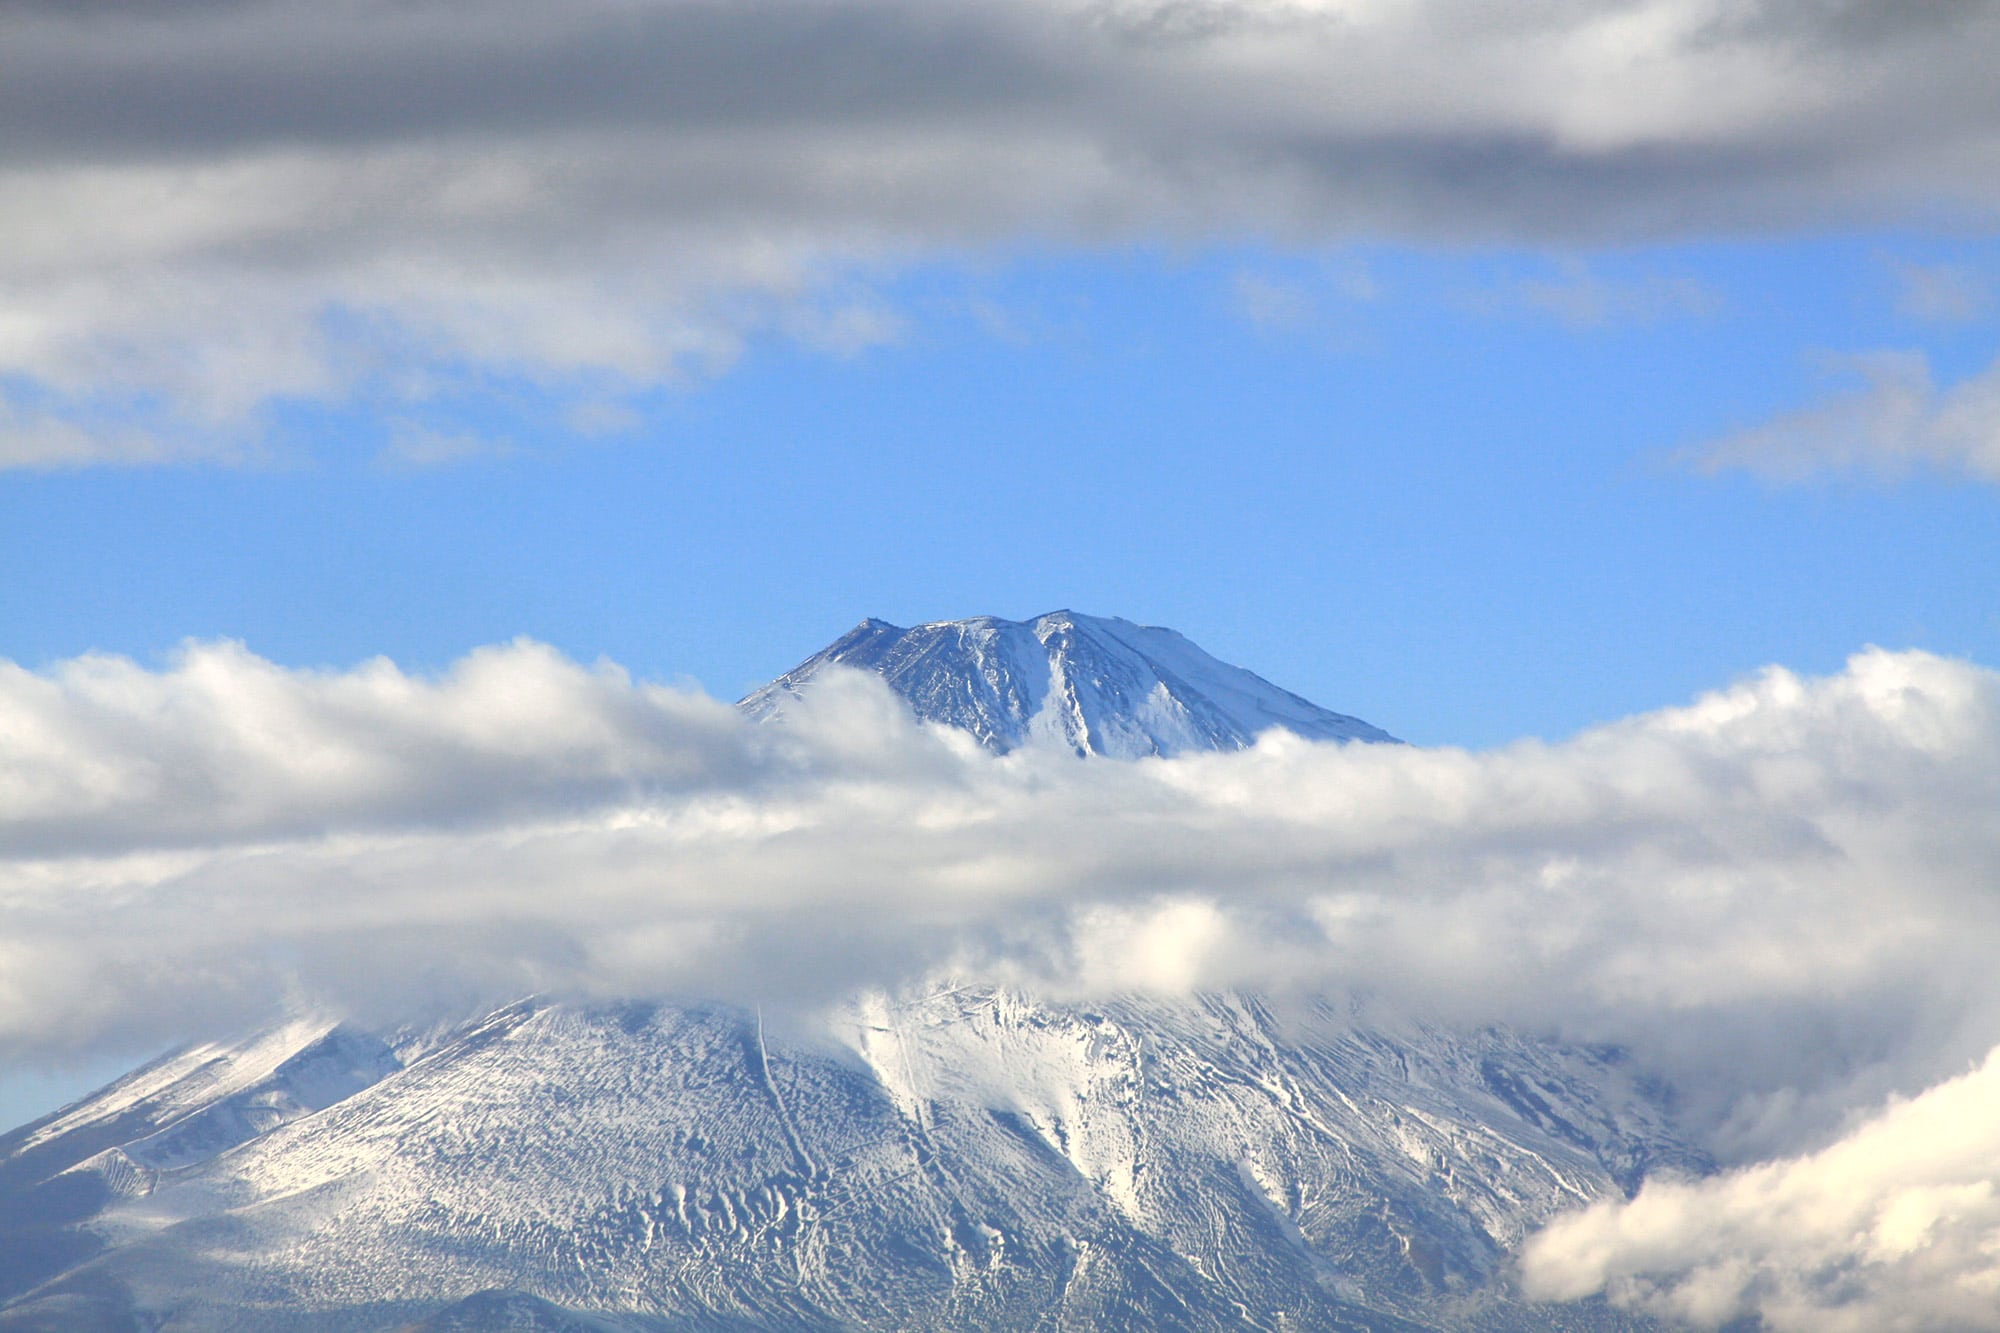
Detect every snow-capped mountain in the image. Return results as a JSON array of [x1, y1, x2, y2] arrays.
[[0, 617, 1691, 1333], [1, 995, 1691, 1332], [740, 611, 1396, 756]]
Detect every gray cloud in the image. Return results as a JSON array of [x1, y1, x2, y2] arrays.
[[5, 0, 2000, 462]]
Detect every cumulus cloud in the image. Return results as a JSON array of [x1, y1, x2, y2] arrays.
[[1522, 1046, 2000, 1330], [5, 636, 2000, 1178], [1682, 349, 2000, 482], [5, 0, 2000, 461], [10, 637, 2000, 1317], [0, 640, 734, 849]]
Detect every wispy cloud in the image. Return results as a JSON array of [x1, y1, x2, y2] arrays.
[[1682, 350, 2000, 483], [5, 0, 2000, 465], [1229, 271, 1316, 331], [1892, 259, 1993, 325], [376, 423, 512, 470], [1227, 258, 1381, 337], [1471, 261, 1722, 329], [0, 400, 253, 471]]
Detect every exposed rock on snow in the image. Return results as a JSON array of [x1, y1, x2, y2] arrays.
[[741, 611, 1396, 756]]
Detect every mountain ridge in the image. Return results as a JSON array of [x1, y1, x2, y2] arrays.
[[742, 610, 1396, 757]]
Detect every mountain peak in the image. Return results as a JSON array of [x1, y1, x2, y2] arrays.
[[742, 611, 1395, 757]]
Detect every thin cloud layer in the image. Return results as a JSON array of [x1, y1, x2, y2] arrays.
[[6, 0, 2000, 461], [7, 638, 2000, 1319]]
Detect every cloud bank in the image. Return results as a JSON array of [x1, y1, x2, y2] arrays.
[[8, 637, 2000, 1320], [3, 639, 1996, 1117], [6, 0, 2000, 461]]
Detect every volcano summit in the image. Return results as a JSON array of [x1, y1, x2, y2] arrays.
[[742, 611, 1396, 757]]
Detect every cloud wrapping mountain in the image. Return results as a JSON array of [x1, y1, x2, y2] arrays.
[[6, 0, 2000, 461], [6, 636, 2000, 1326]]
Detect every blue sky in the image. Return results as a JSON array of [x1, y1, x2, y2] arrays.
[[6, 235, 1997, 747], [6, 0, 2000, 753]]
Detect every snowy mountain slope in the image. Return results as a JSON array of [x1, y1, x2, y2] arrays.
[[1, 992, 1691, 1332], [0, 1019, 403, 1308], [740, 612, 1396, 756], [0, 615, 1694, 1332], [396, 1290, 632, 1332]]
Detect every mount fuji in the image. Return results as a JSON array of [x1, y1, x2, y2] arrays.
[[0, 618, 1690, 1333], [740, 612, 1396, 756]]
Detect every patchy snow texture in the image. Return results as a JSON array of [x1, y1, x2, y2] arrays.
[[741, 611, 1396, 757], [0, 993, 1687, 1331]]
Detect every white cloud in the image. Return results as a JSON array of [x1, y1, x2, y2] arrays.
[[1522, 1045, 2000, 1330], [5, 0, 2000, 463], [5, 637, 2000, 1187], [1683, 349, 2000, 482], [0, 639, 749, 855]]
